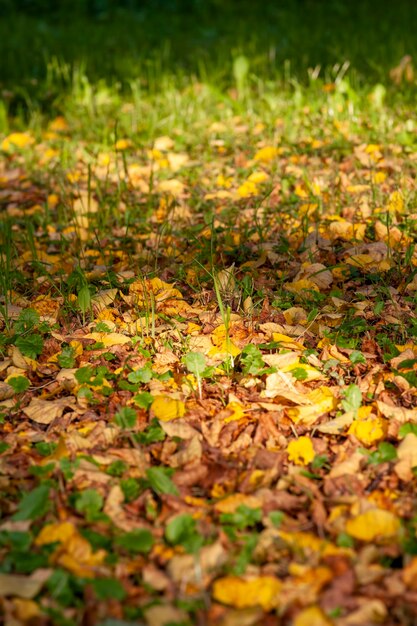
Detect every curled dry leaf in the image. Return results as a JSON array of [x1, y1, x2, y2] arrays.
[[23, 396, 76, 424]]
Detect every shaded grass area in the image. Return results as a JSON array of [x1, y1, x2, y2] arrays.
[[2, 0, 417, 117]]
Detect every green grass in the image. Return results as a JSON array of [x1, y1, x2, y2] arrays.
[[1, 0, 417, 120]]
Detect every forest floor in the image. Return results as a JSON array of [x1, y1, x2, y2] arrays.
[[2, 37, 417, 626]]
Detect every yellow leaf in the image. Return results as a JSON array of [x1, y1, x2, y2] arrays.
[[115, 138, 133, 151], [285, 278, 319, 294], [328, 220, 366, 241], [288, 387, 337, 425], [212, 576, 281, 610], [287, 436, 315, 466], [214, 493, 262, 514], [84, 332, 131, 347], [271, 333, 305, 350], [48, 116, 69, 132], [372, 171, 387, 184], [223, 401, 247, 423], [47, 193, 59, 208], [1, 132, 34, 151], [345, 509, 400, 541], [236, 180, 258, 198], [387, 190, 404, 214], [348, 417, 386, 446], [151, 395, 185, 421], [283, 362, 325, 381], [54, 533, 107, 578], [208, 340, 241, 359], [294, 183, 309, 198], [129, 277, 189, 315], [216, 174, 233, 188], [35, 522, 76, 546], [253, 146, 278, 163], [293, 606, 333, 626], [277, 530, 351, 558], [346, 183, 370, 194], [12, 598, 41, 622], [247, 171, 269, 184], [31, 295, 61, 323]]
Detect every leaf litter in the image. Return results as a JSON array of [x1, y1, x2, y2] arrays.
[[2, 79, 417, 626]]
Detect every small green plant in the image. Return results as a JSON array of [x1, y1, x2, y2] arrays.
[[341, 384, 362, 417], [182, 351, 214, 400], [165, 513, 203, 554]]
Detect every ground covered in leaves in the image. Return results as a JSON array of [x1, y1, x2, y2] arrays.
[[2, 73, 417, 626]]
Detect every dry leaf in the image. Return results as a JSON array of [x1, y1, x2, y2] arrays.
[[23, 397, 76, 424]]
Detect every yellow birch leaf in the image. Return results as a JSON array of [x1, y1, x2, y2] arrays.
[[236, 181, 258, 198], [253, 146, 278, 163], [54, 533, 107, 578], [214, 493, 262, 514], [287, 387, 337, 425], [247, 171, 269, 184], [277, 530, 351, 558], [1, 132, 34, 151], [84, 332, 131, 347], [345, 509, 400, 542], [115, 138, 133, 150], [271, 333, 305, 350], [387, 190, 404, 214], [223, 401, 247, 423], [285, 278, 319, 294], [293, 606, 333, 626], [49, 116, 69, 132], [283, 362, 325, 381], [35, 522, 76, 546], [347, 417, 386, 446], [151, 395, 185, 421], [287, 436, 315, 466], [212, 340, 241, 357], [12, 598, 41, 622], [212, 576, 281, 610]]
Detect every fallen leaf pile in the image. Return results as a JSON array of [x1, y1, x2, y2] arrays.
[[2, 81, 417, 626]]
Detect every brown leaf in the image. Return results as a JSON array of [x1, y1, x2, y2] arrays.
[[22, 397, 76, 424]]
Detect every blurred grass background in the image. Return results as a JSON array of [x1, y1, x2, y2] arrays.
[[1, 0, 417, 111]]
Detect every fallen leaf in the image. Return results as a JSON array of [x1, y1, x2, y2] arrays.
[[0, 570, 51, 599], [347, 417, 386, 446], [287, 387, 337, 425], [150, 395, 186, 421], [212, 576, 282, 610], [84, 331, 131, 346], [23, 397, 76, 424], [214, 493, 262, 514], [345, 509, 400, 542], [395, 433, 417, 481], [287, 436, 315, 466], [293, 606, 333, 626]]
